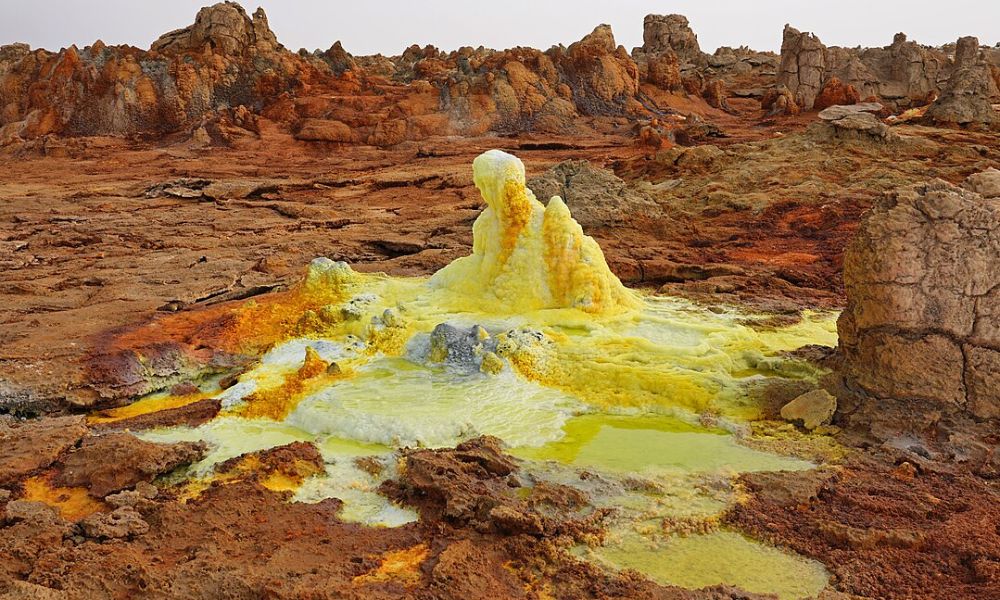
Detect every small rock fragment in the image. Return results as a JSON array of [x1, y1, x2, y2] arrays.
[[3, 499, 61, 524], [780, 389, 837, 430], [79, 507, 149, 540]]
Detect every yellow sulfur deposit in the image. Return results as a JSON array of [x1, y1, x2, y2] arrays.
[[87, 389, 212, 424], [429, 149, 640, 315], [128, 150, 842, 599]]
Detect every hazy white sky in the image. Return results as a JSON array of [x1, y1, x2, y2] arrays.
[[2, 1, 998, 56]]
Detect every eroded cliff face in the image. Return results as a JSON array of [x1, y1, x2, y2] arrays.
[[838, 169, 1000, 421], [776, 26, 1000, 114]]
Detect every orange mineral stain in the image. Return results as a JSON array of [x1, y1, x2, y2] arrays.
[[353, 543, 430, 587], [21, 474, 107, 521], [234, 346, 347, 420]]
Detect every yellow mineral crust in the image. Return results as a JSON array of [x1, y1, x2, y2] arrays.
[[21, 474, 108, 521], [430, 150, 640, 315]]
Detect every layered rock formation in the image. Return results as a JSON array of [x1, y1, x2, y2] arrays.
[[0, 2, 309, 141], [775, 26, 993, 111], [838, 170, 1000, 421], [925, 36, 999, 126]]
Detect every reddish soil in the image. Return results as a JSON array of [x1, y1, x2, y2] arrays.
[[728, 456, 1000, 600]]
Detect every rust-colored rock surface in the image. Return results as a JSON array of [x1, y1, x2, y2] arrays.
[[55, 433, 206, 497], [728, 457, 1000, 600], [0, 417, 87, 486]]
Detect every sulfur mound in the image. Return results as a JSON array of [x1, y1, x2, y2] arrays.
[[429, 150, 640, 315]]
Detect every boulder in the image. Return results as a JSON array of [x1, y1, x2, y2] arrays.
[[421, 323, 501, 375], [813, 77, 861, 110], [79, 506, 149, 539], [527, 159, 661, 229], [813, 104, 894, 141], [780, 390, 837, 430], [761, 85, 800, 116], [838, 172, 1000, 420]]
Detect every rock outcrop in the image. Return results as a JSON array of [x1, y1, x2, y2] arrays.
[[925, 37, 999, 127], [0, 2, 308, 140], [526, 159, 660, 229], [56, 433, 206, 497], [150, 2, 279, 54], [552, 25, 641, 116], [777, 26, 827, 111], [638, 14, 702, 65], [838, 170, 1000, 421], [776, 26, 958, 111]]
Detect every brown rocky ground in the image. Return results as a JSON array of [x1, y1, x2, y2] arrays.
[[727, 456, 1000, 600]]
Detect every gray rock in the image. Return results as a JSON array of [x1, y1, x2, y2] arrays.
[[527, 160, 660, 229], [817, 103, 884, 120], [926, 38, 999, 127], [424, 323, 499, 374], [79, 507, 149, 539], [813, 109, 895, 141]]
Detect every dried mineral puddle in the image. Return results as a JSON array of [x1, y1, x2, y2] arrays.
[[131, 150, 833, 598]]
